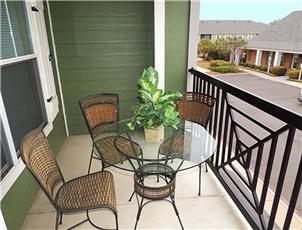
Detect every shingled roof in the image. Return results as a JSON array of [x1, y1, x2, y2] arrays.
[[199, 20, 268, 35], [247, 11, 302, 53]]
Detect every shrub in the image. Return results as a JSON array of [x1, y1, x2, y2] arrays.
[[256, 66, 268, 72], [288, 69, 300, 79], [210, 65, 240, 73], [247, 63, 257, 69], [210, 60, 231, 67], [271, 66, 287, 76]]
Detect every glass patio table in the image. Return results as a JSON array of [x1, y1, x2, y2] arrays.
[[93, 119, 216, 175], [93, 119, 216, 229]]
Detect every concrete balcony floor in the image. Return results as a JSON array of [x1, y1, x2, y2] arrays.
[[22, 135, 250, 229]]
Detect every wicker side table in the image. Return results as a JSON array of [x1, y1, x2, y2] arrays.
[[133, 163, 184, 230]]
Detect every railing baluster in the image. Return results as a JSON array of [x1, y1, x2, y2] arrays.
[[267, 126, 296, 230], [227, 122, 235, 160], [283, 155, 302, 230], [215, 91, 226, 167], [208, 84, 215, 134], [221, 105, 230, 165], [252, 143, 264, 190], [259, 135, 278, 214], [210, 87, 220, 163], [193, 74, 196, 93]]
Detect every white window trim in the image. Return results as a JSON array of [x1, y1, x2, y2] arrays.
[[0, 54, 36, 66], [0, 0, 58, 200], [25, 0, 58, 129], [0, 94, 26, 200]]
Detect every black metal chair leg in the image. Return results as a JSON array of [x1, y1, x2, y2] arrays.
[[134, 197, 144, 230], [114, 211, 119, 230], [170, 195, 184, 230], [55, 212, 59, 230], [205, 162, 208, 172], [128, 190, 135, 202], [198, 164, 202, 196], [59, 212, 63, 225], [88, 148, 94, 174]]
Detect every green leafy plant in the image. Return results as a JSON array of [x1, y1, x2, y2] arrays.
[[127, 66, 182, 131]]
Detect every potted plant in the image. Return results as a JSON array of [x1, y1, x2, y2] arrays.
[[127, 66, 182, 143]]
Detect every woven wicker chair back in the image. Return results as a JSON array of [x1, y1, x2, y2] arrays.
[[177, 92, 215, 127], [79, 94, 118, 137], [20, 128, 64, 201]]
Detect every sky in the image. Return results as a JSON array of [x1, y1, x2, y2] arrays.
[[200, 0, 302, 24]]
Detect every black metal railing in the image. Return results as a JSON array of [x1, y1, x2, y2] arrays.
[[189, 68, 302, 230]]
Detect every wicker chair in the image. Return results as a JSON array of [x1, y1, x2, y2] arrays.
[[79, 93, 121, 173], [20, 128, 118, 230], [159, 92, 216, 196]]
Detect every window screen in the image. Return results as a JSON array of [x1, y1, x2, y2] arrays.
[[0, 0, 33, 59], [0, 1, 15, 59], [1, 59, 46, 153]]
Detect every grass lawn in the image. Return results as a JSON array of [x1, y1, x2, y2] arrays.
[[197, 60, 242, 75], [197, 61, 211, 69]]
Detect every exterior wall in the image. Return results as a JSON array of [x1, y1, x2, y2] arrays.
[[50, 1, 154, 135], [165, 0, 190, 92], [246, 49, 257, 64], [284, 53, 294, 69]]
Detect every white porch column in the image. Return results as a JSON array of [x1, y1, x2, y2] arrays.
[[273, 51, 281, 66], [187, 0, 200, 91], [255, 49, 262, 66], [154, 0, 165, 91]]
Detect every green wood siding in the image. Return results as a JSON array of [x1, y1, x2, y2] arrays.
[[49, 1, 154, 135], [165, 0, 190, 92]]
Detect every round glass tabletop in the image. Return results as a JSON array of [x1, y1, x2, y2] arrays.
[[93, 119, 216, 174]]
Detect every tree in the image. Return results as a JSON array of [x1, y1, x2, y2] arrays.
[[198, 38, 229, 60], [198, 38, 217, 58], [227, 37, 248, 64]]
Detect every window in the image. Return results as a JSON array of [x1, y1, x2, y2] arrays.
[[0, 1, 33, 59], [248, 50, 252, 62], [1, 59, 47, 155], [292, 54, 302, 69], [280, 53, 285, 66], [0, 0, 59, 198]]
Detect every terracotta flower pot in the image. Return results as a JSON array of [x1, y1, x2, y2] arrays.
[[144, 125, 164, 143]]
